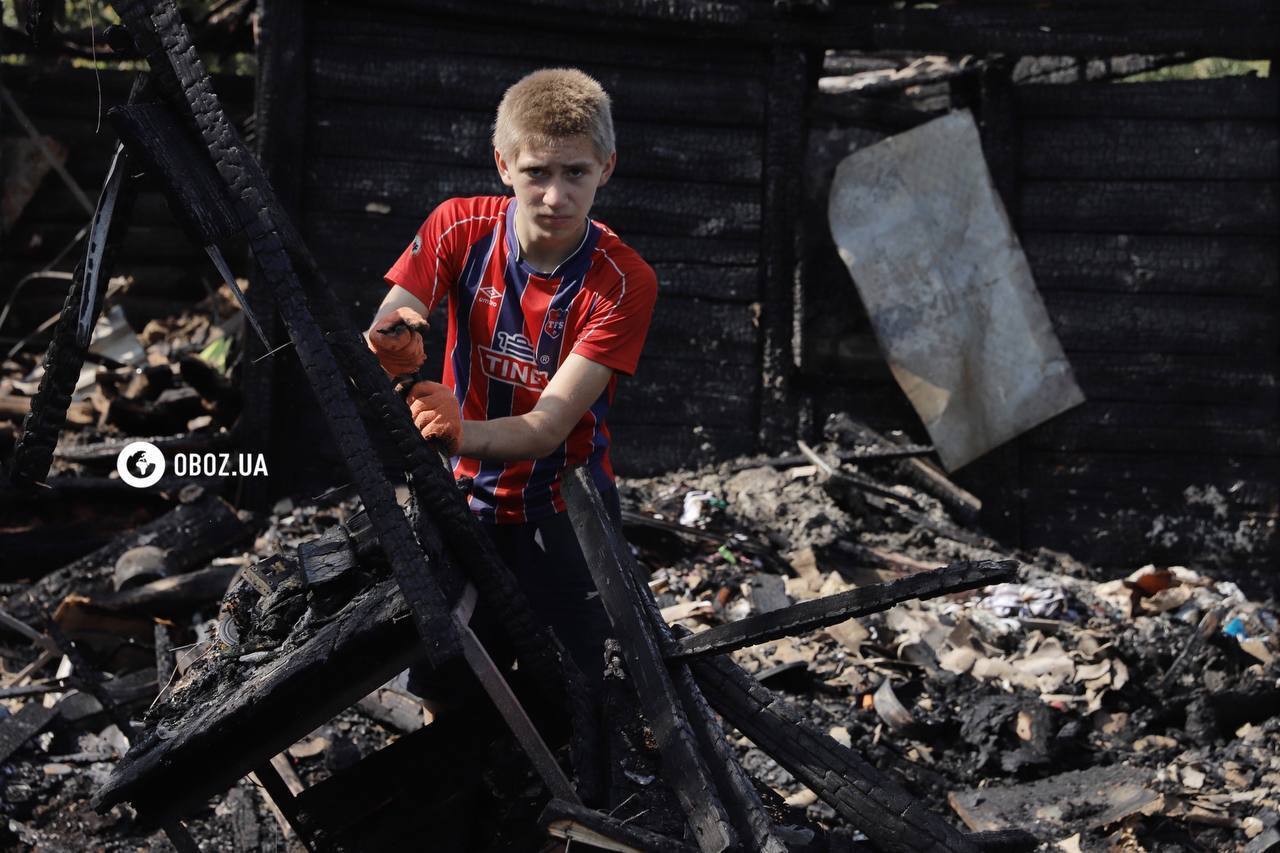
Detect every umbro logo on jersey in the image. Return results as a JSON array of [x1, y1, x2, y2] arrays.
[[477, 285, 502, 307], [480, 332, 548, 391]]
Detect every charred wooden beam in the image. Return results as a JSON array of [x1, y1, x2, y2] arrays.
[[7, 493, 255, 624], [671, 560, 1017, 661], [563, 468, 738, 853], [540, 798, 699, 853], [115, 0, 461, 666], [691, 652, 980, 853]]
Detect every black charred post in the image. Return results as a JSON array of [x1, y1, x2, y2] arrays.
[[539, 798, 700, 853], [690, 652, 983, 853], [562, 468, 738, 853], [670, 560, 1018, 661], [114, 0, 462, 666]]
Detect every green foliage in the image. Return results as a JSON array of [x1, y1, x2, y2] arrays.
[[1120, 58, 1270, 83]]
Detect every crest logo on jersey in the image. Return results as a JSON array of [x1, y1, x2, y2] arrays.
[[479, 331, 548, 391], [411, 234, 422, 256], [476, 285, 502, 307], [543, 308, 567, 340]]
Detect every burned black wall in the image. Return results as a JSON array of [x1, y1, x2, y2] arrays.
[[0, 65, 254, 335], [804, 72, 1280, 577], [270, 1, 779, 479]]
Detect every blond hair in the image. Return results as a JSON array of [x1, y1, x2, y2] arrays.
[[492, 68, 615, 162]]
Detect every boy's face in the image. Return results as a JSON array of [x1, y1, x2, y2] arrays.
[[495, 134, 616, 244]]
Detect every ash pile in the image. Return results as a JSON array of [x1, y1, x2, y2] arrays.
[[0, 414, 1274, 851]]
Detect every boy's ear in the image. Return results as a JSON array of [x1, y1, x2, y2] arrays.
[[599, 151, 617, 186], [495, 148, 515, 187]]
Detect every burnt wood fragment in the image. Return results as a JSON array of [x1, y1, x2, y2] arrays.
[[562, 468, 737, 853], [114, 0, 460, 665], [672, 560, 1017, 661], [0, 701, 58, 765], [540, 798, 699, 853], [7, 493, 255, 623], [691, 652, 980, 853]]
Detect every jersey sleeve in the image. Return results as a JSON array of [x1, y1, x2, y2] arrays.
[[571, 257, 658, 377], [384, 198, 469, 313]]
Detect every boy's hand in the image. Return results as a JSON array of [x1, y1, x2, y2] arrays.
[[406, 380, 463, 455], [368, 307, 429, 376]]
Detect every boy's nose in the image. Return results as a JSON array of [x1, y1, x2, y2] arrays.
[[544, 181, 566, 208]]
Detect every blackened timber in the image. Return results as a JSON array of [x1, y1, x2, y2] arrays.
[[669, 647, 787, 853], [691, 653, 982, 853], [1020, 118, 1279, 182], [1015, 78, 1279, 121], [117, 0, 459, 664], [671, 560, 1016, 661], [1019, 180, 1278, 236], [92, 579, 424, 819], [6, 494, 255, 624], [1022, 233, 1278, 298], [242, 0, 303, 513], [540, 798, 699, 853], [757, 45, 810, 452], [310, 51, 766, 126], [562, 468, 736, 853], [0, 701, 58, 765]]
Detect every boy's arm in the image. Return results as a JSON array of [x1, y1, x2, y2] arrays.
[[456, 353, 613, 461], [366, 285, 429, 338]]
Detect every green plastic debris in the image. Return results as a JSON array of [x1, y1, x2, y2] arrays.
[[717, 545, 737, 565], [199, 336, 231, 373]]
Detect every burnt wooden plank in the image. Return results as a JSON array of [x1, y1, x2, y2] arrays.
[[310, 50, 766, 125], [672, 560, 1016, 661], [609, 423, 757, 475], [0, 701, 58, 765], [1042, 291, 1278, 357], [641, 297, 760, 364], [303, 159, 761, 240], [561, 469, 737, 853], [690, 652, 982, 853], [1020, 180, 1279, 236], [1022, 233, 1278, 297], [848, 7, 1276, 58], [1021, 452, 1280, 507], [1015, 79, 1279, 120], [92, 580, 425, 821], [540, 798, 698, 852], [1065, 352, 1278, 406], [310, 102, 764, 185], [1025, 401, 1279, 456], [757, 45, 810, 453], [1020, 119, 1280, 181], [311, 9, 765, 75], [571, 475, 786, 852]]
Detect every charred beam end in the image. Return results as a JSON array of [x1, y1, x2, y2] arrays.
[[690, 653, 982, 853], [562, 468, 737, 853], [670, 559, 1018, 662], [540, 798, 699, 853]]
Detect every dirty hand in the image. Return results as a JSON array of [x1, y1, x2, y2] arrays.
[[406, 380, 463, 455], [367, 307, 428, 376]]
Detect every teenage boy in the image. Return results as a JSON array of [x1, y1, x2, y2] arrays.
[[366, 68, 657, 689]]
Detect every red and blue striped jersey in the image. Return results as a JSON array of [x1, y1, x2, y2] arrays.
[[385, 195, 658, 523]]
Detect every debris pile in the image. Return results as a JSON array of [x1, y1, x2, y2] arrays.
[[0, 410, 1272, 849], [618, 415, 1280, 852], [0, 278, 246, 477]]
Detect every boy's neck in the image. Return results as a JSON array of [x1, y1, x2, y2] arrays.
[[513, 205, 587, 274]]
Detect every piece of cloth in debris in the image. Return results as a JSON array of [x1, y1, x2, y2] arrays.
[[826, 110, 1083, 470]]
